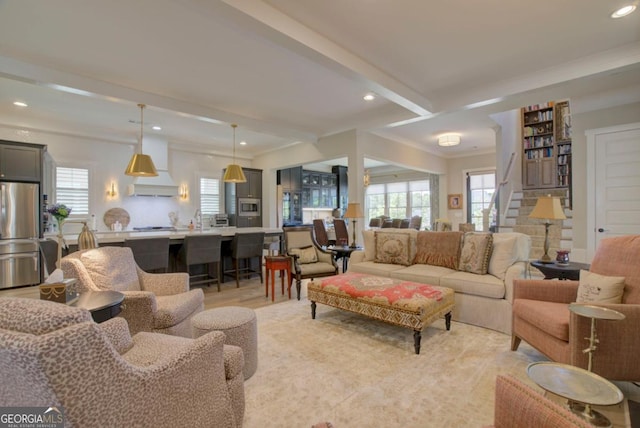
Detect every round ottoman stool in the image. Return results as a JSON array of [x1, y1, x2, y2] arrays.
[[192, 306, 258, 380]]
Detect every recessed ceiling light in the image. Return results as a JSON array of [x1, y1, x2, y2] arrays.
[[13, 101, 28, 107], [611, 4, 636, 18], [239, 141, 247, 146], [152, 125, 162, 131], [363, 93, 375, 101]]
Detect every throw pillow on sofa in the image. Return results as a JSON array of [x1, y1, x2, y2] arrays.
[[413, 231, 463, 269], [488, 234, 519, 280], [374, 231, 411, 266], [290, 246, 318, 264], [576, 270, 625, 303], [458, 232, 493, 274]]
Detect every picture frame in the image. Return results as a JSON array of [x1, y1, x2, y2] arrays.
[[448, 194, 462, 210]]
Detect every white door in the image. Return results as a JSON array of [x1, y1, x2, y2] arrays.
[[587, 123, 640, 258]]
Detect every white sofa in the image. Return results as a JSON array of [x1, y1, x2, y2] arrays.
[[348, 229, 531, 334]]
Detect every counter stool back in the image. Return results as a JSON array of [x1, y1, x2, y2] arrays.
[[178, 234, 222, 291], [227, 232, 264, 288], [124, 237, 170, 273]]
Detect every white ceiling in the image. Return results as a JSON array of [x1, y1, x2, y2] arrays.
[[0, 0, 639, 162]]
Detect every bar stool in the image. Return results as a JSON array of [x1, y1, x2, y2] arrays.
[[226, 232, 264, 287], [124, 237, 170, 273], [177, 234, 222, 291], [264, 255, 292, 302]]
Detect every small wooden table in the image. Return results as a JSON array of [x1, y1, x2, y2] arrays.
[[264, 255, 292, 302], [330, 246, 362, 272], [71, 290, 124, 323], [530, 260, 590, 280]]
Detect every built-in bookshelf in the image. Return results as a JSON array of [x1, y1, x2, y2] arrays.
[[521, 101, 572, 190]]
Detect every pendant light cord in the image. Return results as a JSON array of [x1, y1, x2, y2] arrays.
[[231, 123, 238, 163], [138, 104, 145, 154]]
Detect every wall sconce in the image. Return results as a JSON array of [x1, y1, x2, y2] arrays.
[[363, 170, 370, 187], [107, 181, 117, 197], [179, 184, 189, 200]]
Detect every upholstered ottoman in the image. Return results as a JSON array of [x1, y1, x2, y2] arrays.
[[308, 272, 454, 354], [192, 306, 258, 379]]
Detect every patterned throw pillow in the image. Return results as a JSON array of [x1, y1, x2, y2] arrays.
[[458, 232, 493, 274], [576, 270, 625, 303], [374, 232, 411, 266], [290, 246, 318, 264], [413, 231, 463, 269]]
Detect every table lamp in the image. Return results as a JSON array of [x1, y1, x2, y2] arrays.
[[343, 203, 364, 248], [528, 195, 566, 263]]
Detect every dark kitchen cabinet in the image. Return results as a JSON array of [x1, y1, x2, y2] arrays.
[[224, 167, 262, 227], [332, 165, 348, 217], [236, 168, 262, 198], [0, 141, 43, 182]]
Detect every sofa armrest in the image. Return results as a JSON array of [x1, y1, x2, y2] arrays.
[[137, 268, 190, 296], [119, 290, 157, 335], [316, 248, 336, 266], [503, 261, 526, 304], [60, 257, 101, 292], [513, 279, 579, 303], [350, 250, 366, 264], [223, 344, 245, 381], [98, 317, 133, 354]]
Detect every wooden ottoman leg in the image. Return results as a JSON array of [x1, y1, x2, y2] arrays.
[[413, 330, 421, 354], [311, 301, 316, 319], [445, 312, 452, 330]]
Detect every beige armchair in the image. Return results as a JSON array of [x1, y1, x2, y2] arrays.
[[61, 246, 204, 337], [511, 235, 640, 381], [284, 226, 338, 300], [0, 297, 245, 428]]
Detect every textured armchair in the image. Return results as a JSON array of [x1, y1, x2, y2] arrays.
[[284, 226, 338, 300], [511, 235, 640, 381], [61, 246, 204, 337], [0, 298, 245, 428], [486, 375, 589, 428]]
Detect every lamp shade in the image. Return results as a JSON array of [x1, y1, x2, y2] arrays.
[[344, 203, 364, 218], [529, 195, 566, 220], [125, 153, 158, 177], [223, 164, 247, 183]]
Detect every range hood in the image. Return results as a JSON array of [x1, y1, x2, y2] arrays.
[[126, 137, 179, 197]]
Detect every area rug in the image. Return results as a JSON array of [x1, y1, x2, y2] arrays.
[[243, 289, 546, 428]]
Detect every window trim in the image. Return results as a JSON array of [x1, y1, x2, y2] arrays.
[[54, 164, 92, 219]]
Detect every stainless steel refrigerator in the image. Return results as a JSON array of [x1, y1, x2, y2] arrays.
[[0, 182, 40, 288]]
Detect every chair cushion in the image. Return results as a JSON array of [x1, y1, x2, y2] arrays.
[[576, 270, 625, 304], [154, 290, 203, 329], [298, 262, 336, 276], [413, 231, 462, 269], [513, 299, 570, 342], [79, 247, 141, 291], [458, 232, 493, 274]]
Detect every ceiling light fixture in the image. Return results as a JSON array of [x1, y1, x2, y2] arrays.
[[240, 141, 247, 146], [611, 4, 636, 17], [13, 101, 28, 107], [223, 124, 247, 183], [438, 134, 461, 147], [125, 104, 158, 177], [152, 125, 162, 131], [363, 93, 375, 101]]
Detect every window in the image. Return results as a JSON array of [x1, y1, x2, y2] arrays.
[[466, 171, 496, 231], [200, 177, 220, 215], [365, 179, 432, 227], [55, 167, 89, 215]]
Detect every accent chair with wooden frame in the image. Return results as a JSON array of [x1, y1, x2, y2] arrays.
[[511, 235, 640, 381]]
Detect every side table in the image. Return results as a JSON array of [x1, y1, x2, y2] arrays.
[[330, 246, 362, 273], [264, 255, 292, 302], [530, 260, 591, 280], [71, 290, 125, 323]]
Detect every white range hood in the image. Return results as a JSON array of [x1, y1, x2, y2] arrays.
[[127, 137, 179, 197]]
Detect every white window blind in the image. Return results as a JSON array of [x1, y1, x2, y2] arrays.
[[200, 178, 220, 215], [55, 167, 89, 215]]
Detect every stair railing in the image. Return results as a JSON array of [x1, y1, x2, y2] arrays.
[[483, 152, 517, 231]]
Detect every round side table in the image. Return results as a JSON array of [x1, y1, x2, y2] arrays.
[[530, 260, 591, 280]]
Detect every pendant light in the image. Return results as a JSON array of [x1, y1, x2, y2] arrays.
[[223, 123, 247, 183], [125, 104, 158, 177]]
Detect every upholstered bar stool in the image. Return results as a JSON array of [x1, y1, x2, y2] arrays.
[[226, 232, 265, 288], [192, 306, 258, 380], [124, 237, 170, 273], [178, 234, 222, 291]]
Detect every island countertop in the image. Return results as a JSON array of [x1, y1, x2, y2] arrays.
[[44, 227, 283, 246]]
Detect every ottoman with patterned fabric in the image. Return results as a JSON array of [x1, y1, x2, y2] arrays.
[[308, 272, 454, 354]]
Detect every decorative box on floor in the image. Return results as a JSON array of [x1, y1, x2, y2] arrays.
[[39, 278, 78, 303]]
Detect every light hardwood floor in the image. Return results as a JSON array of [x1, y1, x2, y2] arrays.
[[0, 274, 300, 311]]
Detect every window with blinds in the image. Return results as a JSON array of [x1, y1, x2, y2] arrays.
[[200, 177, 220, 215], [55, 167, 89, 215]]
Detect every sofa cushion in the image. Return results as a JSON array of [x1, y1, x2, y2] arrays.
[[362, 230, 376, 261], [413, 231, 462, 269], [375, 231, 411, 266], [489, 234, 519, 280], [289, 246, 318, 264], [512, 299, 570, 342], [389, 264, 455, 286], [349, 260, 405, 277], [440, 271, 505, 299], [458, 232, 493, 275], [576, 270, 625, 304]]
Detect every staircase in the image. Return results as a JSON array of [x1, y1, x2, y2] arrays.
[[500, 188, 572, 261]]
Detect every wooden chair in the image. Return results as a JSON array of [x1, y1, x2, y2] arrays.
[[313, 219, 330, 247], [333, 219, 349, 247]]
